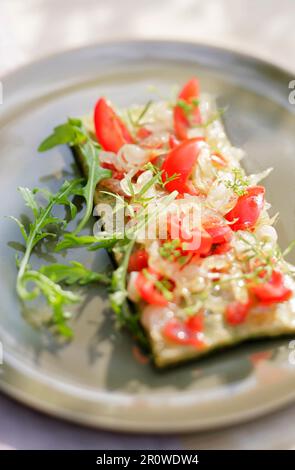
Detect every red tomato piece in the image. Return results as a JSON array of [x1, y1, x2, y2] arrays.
[[226, 301, 252, 325], [168, 215, 212, 255], [169, 134, 180, 149], [135, 270, 168, 307], [128, 250, 149, 272], [136, 127, 152, 140], [163, 319, 191, 345], [181, 229, 212, 255], [225, 186, 265, 231], [186, 314, 204, 333], [179, 78, 200, 101], [162, 138, 204, 193], [250, 270, 292, 304], [163, 314, 204, 348], [94, 97, 133, 153], [174, 78, 202, 140], [212, 242, 232, 255], [203, 223, 233, 245], [173, 107, 190, 141]]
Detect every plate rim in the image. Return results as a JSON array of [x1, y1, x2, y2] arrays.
[[1, 38, 294, 84]]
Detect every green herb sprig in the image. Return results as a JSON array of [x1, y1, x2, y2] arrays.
[[39, 118, 112, 244], [224, 167, 249, 196], [12, 179, 84, 336]]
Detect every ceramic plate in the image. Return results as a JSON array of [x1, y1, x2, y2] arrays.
[[0, 41, 295, 432]]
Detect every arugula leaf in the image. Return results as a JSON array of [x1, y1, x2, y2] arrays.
[[12, 178, 83, 335], [8, 216, 28, 241], [55, 233, 121, 251], [40, 261, 110, 286], [109, 241, 148, 348], [21, 270, 80, 338], [39, 119, 112, 236], [73, 141, 111, 234], [18, 187, 39, 216], [38, 118, 86, 151]]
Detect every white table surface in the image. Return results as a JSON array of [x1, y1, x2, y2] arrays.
[[0, 0, 295, 450]]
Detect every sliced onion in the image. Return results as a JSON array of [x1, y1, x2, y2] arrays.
[[144, 101, 173, 133], [120, 170, 157, 199], [187, 127, 205, 139], [147, 240, 180, 280], [99, 150, 120, 170], [141, 131, 170, 148], [141, 305, 175, 332], [255, 224, 278, 245], [191, 144, 216, 194], [117, 144, 149, 171], [206, 175, 238, 215], [120, 169, 138, 196]]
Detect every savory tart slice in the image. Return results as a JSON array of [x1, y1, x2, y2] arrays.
[[74, 78, 295, 367]]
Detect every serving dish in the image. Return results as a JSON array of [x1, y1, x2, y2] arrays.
[[0, 41, 295, 432]]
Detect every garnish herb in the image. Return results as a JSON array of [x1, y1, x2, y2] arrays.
[[142, 268, 174, 301], [109, 241, 149, 348], [38, 118, 87, 151], [143, 162, 180, 189], [127, 100, 153, 128], [55, 233, 121, 251], [39, 118, 112, 240], [159, 239, 182, 261], [40, 261, 110, 286], [12, 179, 84, 336], [224, 167, 249, 196], [73, 141, 111, 235], [176, 98, 199, 117]]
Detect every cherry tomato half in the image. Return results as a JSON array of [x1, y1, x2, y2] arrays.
[[135, 270, 168, 307], [94, 97, 134, 153], [173, 78, 202, 140], [225, 186, 265, 231], [250, 270, 292, 304], [169, 134, 180, 149], [128, 249, 149, 272], [162, 138, 204, 193], [225, 301, 252, 325]]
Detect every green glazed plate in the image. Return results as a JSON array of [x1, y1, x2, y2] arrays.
[[0, 41, 295, 432]]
